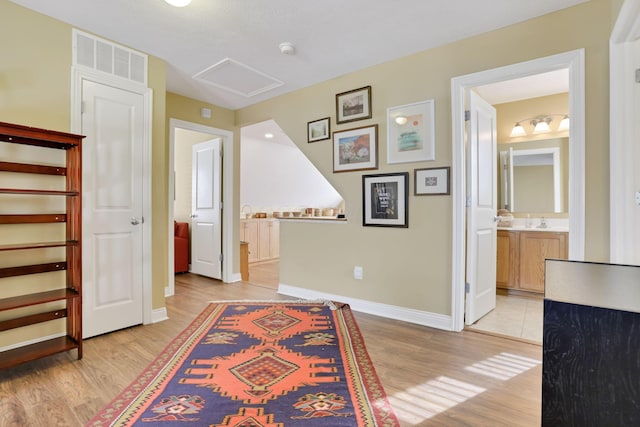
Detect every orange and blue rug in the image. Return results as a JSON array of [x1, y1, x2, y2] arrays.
[[88, 301, 399, 426]]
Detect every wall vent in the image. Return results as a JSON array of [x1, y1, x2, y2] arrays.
[[73, 29, 147, 85]]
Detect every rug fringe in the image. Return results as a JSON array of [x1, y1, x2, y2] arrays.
[[207, 299, 341, 310]]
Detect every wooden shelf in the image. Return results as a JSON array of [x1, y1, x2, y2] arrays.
[[0, 161, 66, 175], [0, 309, 68, 332], [0, 121, 84, 369], [0, 262, 67, 279], [0, 336, 79, 371], [0, 188, 79, 196], [0, 214, 66, 224], [0, 288, 79, 311], [0, 122, 81, 149], [0, 241, 77, 252]]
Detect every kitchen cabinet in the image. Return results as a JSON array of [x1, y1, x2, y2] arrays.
[[496, 229, 568, 294], [240, 218, 279, 263]]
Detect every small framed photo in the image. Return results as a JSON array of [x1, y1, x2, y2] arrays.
[[307, 117, 330, 143], [336, 86, 372, 124], [414, 167, 450, 196], [333, 124, 378, 173], [387, 99, 435, 164], [362, 172, 409, 228]]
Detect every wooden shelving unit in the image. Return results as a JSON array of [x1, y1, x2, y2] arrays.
[[0, 121, 84, 370]]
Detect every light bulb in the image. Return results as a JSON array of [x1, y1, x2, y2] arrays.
[[510, 122, 526, 137], [533, 118, 551, 133], [165, 0, 191, 7], [558, 115, 570, 131]]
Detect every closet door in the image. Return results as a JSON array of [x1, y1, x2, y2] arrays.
[[82, 80, 144, 338]]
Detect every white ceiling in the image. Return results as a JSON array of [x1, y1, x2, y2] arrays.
[[475, 69, 569, 105], [10, 0, 586, 110]]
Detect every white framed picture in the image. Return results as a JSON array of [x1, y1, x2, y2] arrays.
[[387, 99, 435, 164]]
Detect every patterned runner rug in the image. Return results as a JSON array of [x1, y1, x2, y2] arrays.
[[88, 301, 399, 426]]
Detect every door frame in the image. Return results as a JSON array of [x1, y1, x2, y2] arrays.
[[610, 0, 640, 264], [167, 119, 235, 297], [70, 67, 154, 326], [450, 49, 586, 331]]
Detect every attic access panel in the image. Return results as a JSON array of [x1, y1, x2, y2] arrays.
[[193, 58, 283, 98]]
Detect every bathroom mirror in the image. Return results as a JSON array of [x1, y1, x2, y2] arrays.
[[498, 137, 569, 214]]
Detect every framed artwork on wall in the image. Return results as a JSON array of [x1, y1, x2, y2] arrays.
[[307, 117, 330, 142], [333, 124, 378, 173], [387, 99, 435, 164], [362, 172, 409, 227], [414, 166, 450, 195], [336, 86, 372, 124]]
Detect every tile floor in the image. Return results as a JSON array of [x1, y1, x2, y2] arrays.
[[467, 294, 543, 343]]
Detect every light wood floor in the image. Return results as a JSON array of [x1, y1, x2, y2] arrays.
[[0, 273, 542, 426]]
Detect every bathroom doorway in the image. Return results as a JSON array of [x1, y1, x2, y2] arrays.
[[450, 50, 586, 336]]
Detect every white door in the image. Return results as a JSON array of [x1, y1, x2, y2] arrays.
[[82, 80, 144, 338], [465, 91, 498, 325], [190, 139, 222, 279]]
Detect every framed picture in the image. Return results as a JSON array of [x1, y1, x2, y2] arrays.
[[387, 99, 435, 164], [336, 86, 372, 124], [333, 124, 378, 173], [362, 172, 409, 227], [414, 167, 450, 195], [307, 117, 330, 143]]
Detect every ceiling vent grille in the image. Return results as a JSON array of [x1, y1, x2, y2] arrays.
[[73, 29, 147, 85], [193, 58, 283, 97]]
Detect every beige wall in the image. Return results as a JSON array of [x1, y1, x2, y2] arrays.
[[236, 0, 614, 316], [495, 94, 570, 217], [495, 93, 569, 144], [0, 0, 168, 327]]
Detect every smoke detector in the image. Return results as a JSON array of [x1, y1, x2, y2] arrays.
[[279, 42, 296, 55]]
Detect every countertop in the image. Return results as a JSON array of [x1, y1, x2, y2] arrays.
[[498, 226, 568, 232]]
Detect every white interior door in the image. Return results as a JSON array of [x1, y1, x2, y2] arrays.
[[465, 90, 498, 325], [82, 80, 144, 338], [190, 139, 222, 279]]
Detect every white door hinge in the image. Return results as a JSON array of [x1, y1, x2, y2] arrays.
[[219, 253, 224, 262], [465, 282, 470, 293], [464, 110, 471, 121]]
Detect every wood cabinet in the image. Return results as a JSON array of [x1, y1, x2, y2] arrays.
[[0, 121, 84, 370], [240, 218, 279, 263], [496, 230, 519, 289], [496, 229, 568, 294]]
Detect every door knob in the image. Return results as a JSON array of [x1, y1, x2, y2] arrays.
[[190, 214, 198, 218], [131, 217, 143, 225]]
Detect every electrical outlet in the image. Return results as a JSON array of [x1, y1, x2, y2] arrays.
[[354, 266, 363, 280]]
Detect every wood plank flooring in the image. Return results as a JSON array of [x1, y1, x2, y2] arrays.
[[0, 273, 542, 426]]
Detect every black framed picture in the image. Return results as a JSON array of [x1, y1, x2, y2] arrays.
[[362, 172, 409, 227]]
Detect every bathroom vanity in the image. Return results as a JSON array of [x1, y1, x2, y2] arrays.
[[497, 228, 568, 294]]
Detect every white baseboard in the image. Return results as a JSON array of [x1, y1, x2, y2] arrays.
[[151, 307, 169, 323], [278, 284, 453, 331], [227, 272, 242, 283]]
